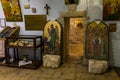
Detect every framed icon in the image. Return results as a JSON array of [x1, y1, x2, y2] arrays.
[[109, 23, 117, 32], [85, 20, 109, 60], [103, 0, 120, 21], [1, 0, 23, 22], [43, 20, 62, 55]]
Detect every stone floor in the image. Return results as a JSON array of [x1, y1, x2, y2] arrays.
[[0, 59, 119, 80]]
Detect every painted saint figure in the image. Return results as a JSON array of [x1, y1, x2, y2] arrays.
[[48, 24, 58, 53], [93, 37, 101, 56]]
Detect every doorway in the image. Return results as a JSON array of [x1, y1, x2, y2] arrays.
[[68, 18, 84, 60], [60, 10, 86, 63]]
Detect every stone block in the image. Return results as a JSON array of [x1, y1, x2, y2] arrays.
[[88, 59, 108, 74], [43, 54, 61, 68]]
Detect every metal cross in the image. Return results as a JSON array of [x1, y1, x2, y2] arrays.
[[44, 4, 50, 15]]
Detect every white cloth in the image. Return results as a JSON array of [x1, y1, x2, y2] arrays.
[[18, 60, 32, 67]]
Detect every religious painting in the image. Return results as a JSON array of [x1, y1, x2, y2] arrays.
[[65, 0, 79, 5], [103, 0, 120, 21], [109, 23, 117, 32], [85, 20, 109, 60], [43, 20, 62, 55], [1, 0, 23, 22], [32, 8, 36, 13]]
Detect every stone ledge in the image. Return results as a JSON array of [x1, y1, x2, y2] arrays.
[[60, 10, 86, 17]]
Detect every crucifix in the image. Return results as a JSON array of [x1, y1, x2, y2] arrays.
[[44, 4, 50, 15]]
